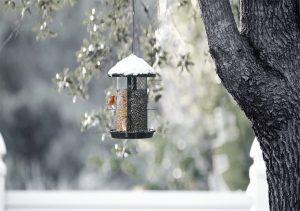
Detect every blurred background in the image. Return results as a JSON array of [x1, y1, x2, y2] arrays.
[[0, 0, 254, 191]]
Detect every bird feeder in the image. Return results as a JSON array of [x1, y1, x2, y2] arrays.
[[107, 54, 156, 139]]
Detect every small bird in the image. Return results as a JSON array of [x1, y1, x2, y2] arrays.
[[107, 95, 115, 108]]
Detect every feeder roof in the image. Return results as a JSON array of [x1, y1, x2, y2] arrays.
[[108, 54, 156, 77]]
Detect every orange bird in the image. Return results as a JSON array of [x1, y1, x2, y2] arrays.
[[108, 95, 115, 108]]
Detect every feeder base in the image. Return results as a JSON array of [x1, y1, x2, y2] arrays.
[[110, 129, 155, 139]]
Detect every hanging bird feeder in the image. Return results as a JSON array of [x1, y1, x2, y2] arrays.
[[107, 54, 156, 139], [106, 0, 155, 139]]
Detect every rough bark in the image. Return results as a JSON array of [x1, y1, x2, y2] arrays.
[[198, 0, 300, 210]]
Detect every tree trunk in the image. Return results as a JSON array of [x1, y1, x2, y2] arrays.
[[198, 0, 300, 210]]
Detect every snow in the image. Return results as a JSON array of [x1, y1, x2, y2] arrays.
[[108, 54, 156, 76]]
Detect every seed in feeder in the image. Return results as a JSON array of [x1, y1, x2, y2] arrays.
[[128, 89, 147, 131], [116, 89, 128, 132], [121, 120, 127, 131]]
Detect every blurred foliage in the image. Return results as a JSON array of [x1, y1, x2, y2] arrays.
[[2, 0, 76, 39], [177, 53, 194, 72], [1, 0, 254, 190]]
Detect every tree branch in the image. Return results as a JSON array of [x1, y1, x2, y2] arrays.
[[240, 0, 300, 82], [198, 0, 241, 51], [198, 0, 251, 99], [198, 0, 288, 123]]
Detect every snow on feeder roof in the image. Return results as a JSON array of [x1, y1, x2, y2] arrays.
[[108, 54, 156, 77]]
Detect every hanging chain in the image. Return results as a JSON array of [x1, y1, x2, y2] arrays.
[[131, 0, 135, 54]]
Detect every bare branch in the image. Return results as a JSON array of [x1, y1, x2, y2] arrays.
[[198, 0, 241, 51], [0, 19, 22, 52]]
